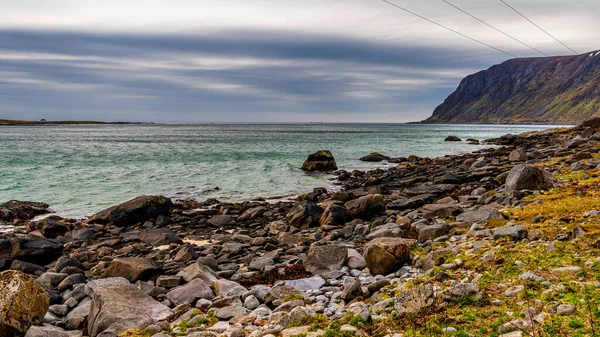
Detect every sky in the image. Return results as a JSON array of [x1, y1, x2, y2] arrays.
[[1, 0, 599, 123]]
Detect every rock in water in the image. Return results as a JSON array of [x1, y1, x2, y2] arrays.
[[301, 150, 337, 172], [444, 136, 461, 141], [359, 152, 390, 162], [86, 278, 172, 337], [0, 270, 49, 337], [505, 164, 556, 191], [88, 195, 173, 227], [363, 237, 416, 276], [304, 245, 348, 275], [0, 201, 51, 222]]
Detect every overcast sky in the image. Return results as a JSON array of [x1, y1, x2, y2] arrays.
[[1, 0, 599, 122]]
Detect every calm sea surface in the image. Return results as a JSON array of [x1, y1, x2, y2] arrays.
[[0, 123, 553, 218]]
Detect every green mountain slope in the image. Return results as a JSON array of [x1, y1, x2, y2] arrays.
[[424, 51, 600, 124]]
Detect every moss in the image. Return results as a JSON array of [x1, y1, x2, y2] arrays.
[[282, 293, 305, 302]]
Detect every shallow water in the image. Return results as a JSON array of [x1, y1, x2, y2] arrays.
[[0, 123, 553, 218]]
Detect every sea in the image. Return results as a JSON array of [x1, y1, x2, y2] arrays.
[[0, 123, 555, 219]]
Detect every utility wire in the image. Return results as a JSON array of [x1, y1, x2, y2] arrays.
[[442, 0, 548, 56], [499, 0, 578, 55], [380, 0, 518, 58]]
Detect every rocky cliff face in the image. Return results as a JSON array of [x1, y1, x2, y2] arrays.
[[424, 51, 600, 124]]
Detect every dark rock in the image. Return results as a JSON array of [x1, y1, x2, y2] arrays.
[[103, 258, 162, 282], [319, 204, 352, 227], [9, 236, 63, 265], [364, 237, 416, 275], [421, 204, 462, 219], [301, 150, 337, 172], [505, 164, 556, 191], [88, 195, 173, 227], [344, 194, 385, 219], [341, 279, 363, 301], [38, 219, 69, 239], [444, 136, 461, 141], [286, 202, 324, 228], [139, 228, 182, 246], [386, 194, 435, 211], [508, 148, 528, 161], [360, 152, 390, 162], [0, 201, 51, 222], [9, 260, 45, 275], [207, 215, 236, 227]]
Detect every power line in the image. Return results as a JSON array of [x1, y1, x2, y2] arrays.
[[442, 0, 548, 57], [380, 0, 518, 58], [499, 0, 578, 55]]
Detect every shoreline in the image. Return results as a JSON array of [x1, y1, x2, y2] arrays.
[[2, 124, 600, 336]]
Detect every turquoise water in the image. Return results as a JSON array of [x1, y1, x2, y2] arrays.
[[0, 124, 552, 218]]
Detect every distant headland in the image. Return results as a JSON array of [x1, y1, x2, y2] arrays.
[[0, 119, 146, 126]]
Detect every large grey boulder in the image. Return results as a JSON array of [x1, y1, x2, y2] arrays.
[[0, 270, 49, 337], [176, 261, 218, 285], [456, 207, 503, 225], [87, 278, 172, 337], [505, 165, 556, 191], [8, 236, 63, 265], [89, 195, 173, 227], [166, 279, 214, 306], [304, 245, 348, 275]]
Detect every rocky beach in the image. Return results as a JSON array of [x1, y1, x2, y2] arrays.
[[1, 124, 600, 337]]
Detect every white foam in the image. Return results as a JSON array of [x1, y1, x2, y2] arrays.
[[595, 51, 600, 56]]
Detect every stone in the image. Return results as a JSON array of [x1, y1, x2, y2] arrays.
[[9, 236, 63, 265], [444, 136, 461, 141], [418, 224, 450, 243], [71, 228, 95, 241], [301, 150, 337, 171], [456, 207, 503, 224], [177, 261, 218, 285], [344, 194, 385, 219], [88, 195, 173, 227], [304, 245, 348, 275], [156, 275, 181, 288], [139, 228, 182, 246], [0, 201, 50, 222], [0, 270, 49, 337], [249, 257, 274, 271], [214, 279, 246, 297], [386, 194, 435, 211], [284, 276, 326, 292], [341, 279, 363, 301], [364, 237, 416, 275], [395, 283, 434, 317], [551, 266, 582, 274], [39, 219, 69, 239], [87, 279, 172, 337], [207, 215, 236, 227], [347, 248, 367, 270], [286, 202, 324, 228], [174, 246, 198, 262], [493, 225, 528, 241], [103, 257, 162, 282], [421, 204, 462, 219], [441, 283, 480, 302], [238, 206, 267, 221], [55, 256, 84, 273], [359, 152, 390, 162], [319, 204, 352, 227], [556, 304, 576, 316], [24, 326, 75, 337], [166, 279, 214, 306], [509, 148, 528, 161], [505, 165, 556, 191]]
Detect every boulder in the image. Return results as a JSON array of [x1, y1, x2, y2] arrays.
[[0, 270, 49, 337], [505, 165, 556, 191], [364, 237, 416, 275], [395, 283, 435, 317], [176, 261, 218, 285], [456, 207, 503, 224], [39, 219, 69, 239], [304, 245, 348, 275], [493, 225, 528, 241], [9, 236, 63, 265], [418, 224, 450, 242], [508, 148, 528, 161], [166, 279, 214, 306], [319, 204, 352, 227], [444, 136, 461, 141], [286, 202, 324, 228], [24, 326, 75, 337], [421, 203, 462, 219], [88, 195, 173, 227], [103, 258, 161, 282], [87, 278, 172, 336], [359, 152, 390, 162], [138, 228, 182, 246], [341, 279, 363, 301], [207, 215, 236, 227], [301, 150, 337, 172], [0, 201, 51, 222], [386, 194, 435, 211], [344, 194, 385, 219]]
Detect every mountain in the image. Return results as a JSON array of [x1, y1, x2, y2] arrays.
[[423, 51, 600, 124]]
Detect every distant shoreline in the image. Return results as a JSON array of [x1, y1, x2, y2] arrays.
[[0, 119, 147, 126]]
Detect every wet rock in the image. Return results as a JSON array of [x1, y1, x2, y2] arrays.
[[0, 270, 49, 337], [444, 136, 461, 141], [286, 202, 324, 228], [0, 201, 51, 222], [505, 165, 556, 191], [39, 219, 69, 239], [139, 228, 182, 246], [89, 195, 173, 227], [9, 236, 63, 265], [87, 278, 172, 337], [345, 194, 385, 219], [103, 257, 162, 282], [508, 148, 528, 161], [360, 152, 390, 162], [304, 245, 348, 275], [301, 150, 337, 172], [364, 237, 416, 275]]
